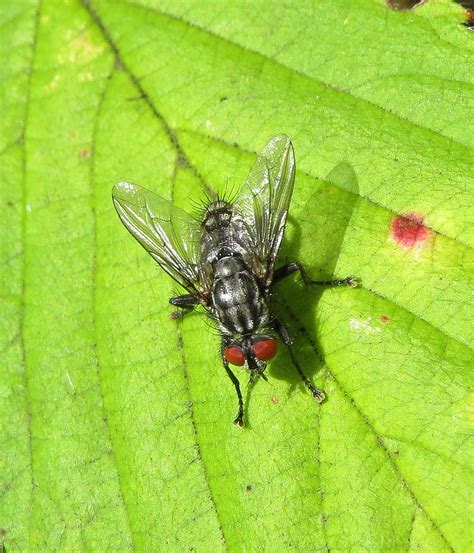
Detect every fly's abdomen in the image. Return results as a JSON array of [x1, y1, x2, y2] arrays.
[[211, 256, 264, 335]]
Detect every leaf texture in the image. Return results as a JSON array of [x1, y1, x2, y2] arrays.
[[1, 1, 472, 551]]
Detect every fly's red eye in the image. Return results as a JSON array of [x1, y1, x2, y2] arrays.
[[251, 339, 278, 361], [224, 346, 246, 366]]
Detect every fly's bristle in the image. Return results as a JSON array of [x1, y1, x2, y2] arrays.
[[192, 190, 236, 224], [195, 180, 240, 214], [219, 178, 240, 206]]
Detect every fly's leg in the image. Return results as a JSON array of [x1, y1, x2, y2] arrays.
[[221, 347, 244, 427], [271, 317, 326, 403], [273, 262, 358, 288], [169, 294, 199, 320], [169, 294, 199, 308], [271, 262, 355, 399]]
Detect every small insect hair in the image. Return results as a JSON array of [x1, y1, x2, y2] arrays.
[[189, 180, 241, 223]]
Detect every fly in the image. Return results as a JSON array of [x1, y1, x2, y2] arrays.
[[112, 134, 357, 426]]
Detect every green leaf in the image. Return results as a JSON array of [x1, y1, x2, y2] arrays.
[[1, 0, 472, 551]]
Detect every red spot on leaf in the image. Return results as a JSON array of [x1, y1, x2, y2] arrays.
[[391, 213, 429, 248], [380, 315, 390, 324]]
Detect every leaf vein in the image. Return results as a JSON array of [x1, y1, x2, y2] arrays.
[[89, 64, 135, 548], [123, 0, 473, 152], [284, 301, 456, 553], [19, 0, 42, 543], [168, 155, 229, 550]]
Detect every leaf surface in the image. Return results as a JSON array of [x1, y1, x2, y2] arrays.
[[1, 0, 472, 551]]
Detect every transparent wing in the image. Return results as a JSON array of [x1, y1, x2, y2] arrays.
[[112, 181, 202, 294], [234, 134, 295, 286]]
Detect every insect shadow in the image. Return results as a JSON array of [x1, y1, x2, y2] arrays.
[[250, 162, 361, 416]]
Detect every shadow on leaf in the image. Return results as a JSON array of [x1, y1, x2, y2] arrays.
[[264, 162, 361, 404]]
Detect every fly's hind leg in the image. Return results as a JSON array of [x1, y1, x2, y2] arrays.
[[271, 317, 325, 403], [273, 262, 358, 288]]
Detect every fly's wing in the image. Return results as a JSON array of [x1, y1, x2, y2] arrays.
[[112, 181, 202, 295], [235, 134, 295, 287]]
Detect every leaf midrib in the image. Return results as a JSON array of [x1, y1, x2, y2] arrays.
[[173, 292, 228, 550], [162, 154, 229, 549]]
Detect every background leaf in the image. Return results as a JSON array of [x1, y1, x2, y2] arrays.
[[1, 0, 472, 551]]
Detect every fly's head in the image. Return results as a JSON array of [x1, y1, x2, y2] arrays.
[[223, 334, 278, 381]]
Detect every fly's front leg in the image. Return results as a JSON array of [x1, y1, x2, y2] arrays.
[[221, 350, 245, 427], [271, 317, 325, 403], [273, 262, 358, 288]]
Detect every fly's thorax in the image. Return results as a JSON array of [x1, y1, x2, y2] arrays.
[[200, 201, 252, 266], [202, 200, 233, 232]]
